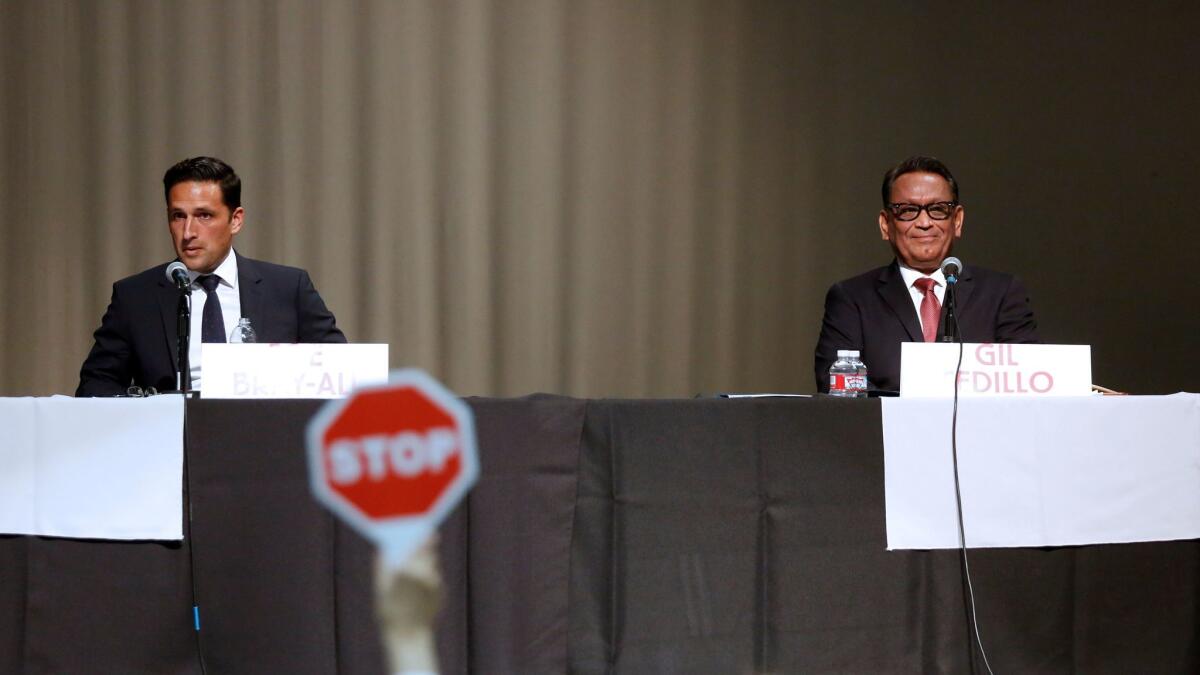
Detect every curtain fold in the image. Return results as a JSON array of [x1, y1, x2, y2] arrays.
[[3, 0, 1198, 396]]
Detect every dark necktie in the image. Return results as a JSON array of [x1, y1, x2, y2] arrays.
[[913, 277, 941, 343], [197, 275, 226, 343]]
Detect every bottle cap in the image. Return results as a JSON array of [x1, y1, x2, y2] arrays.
[[847, 350, 860, 357]]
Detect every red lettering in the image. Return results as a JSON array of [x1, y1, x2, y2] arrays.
[[975, 343, 996, 366], [1015, 371, 1029, 393], [973, 371, 992, 392], [1030, 371, 1053, 393]]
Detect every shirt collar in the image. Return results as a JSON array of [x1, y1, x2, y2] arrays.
[[897, 261, 946, 289], [186, 249, 239, 290]]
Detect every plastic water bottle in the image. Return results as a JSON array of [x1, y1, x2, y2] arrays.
[[829, 350, 856, 397], [229, 317, 257, 343], [849, 351, 869, 398]]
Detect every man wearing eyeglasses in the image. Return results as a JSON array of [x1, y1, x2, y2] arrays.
[[813, 155, 1039, 394]]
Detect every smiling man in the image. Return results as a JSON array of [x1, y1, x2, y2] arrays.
[[813, 156, 1039, 394], [77, 157, 346, 396]]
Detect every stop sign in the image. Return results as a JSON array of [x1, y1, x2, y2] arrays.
[[307, 369, 478, 564]]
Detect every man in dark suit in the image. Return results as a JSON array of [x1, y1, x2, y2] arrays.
[[77, 157, 345, 397], [813, 156, 1038, 394]]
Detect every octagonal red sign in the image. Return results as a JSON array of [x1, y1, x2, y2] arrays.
[[307, 369, 478, 559]]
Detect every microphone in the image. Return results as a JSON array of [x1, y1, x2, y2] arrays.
[[940, 257, 962, 342], [940, 256, 963, 282], [165, 261, 193, 391], [166, 261, 191, 289]]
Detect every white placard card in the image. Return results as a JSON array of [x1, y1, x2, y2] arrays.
[[202, 343, 389, 399], [900, 342, 1091, 398]]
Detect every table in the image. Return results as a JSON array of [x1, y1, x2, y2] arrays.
[[1, 397, 1196, 673]]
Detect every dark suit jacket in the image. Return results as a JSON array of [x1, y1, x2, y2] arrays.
[[813, 261, 1039, 394], [76, 253, 347, 396]]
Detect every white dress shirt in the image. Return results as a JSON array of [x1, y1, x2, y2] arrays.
[[897, 263, 947, 335], [185, 250, 242, 389]]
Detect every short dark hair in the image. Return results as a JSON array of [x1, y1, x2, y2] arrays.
[[163, 156, 242, 210], [881, 155, 958, 207]]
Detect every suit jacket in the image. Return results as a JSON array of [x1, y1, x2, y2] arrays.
[[76, 253, 347, 396], [813, 261, 1039, 394]]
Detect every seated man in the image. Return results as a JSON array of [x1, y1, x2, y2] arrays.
[[77, 157, 346, 396], [813, 156, 1038, 394]]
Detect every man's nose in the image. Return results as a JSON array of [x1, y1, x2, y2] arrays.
[[182, 217, 196, 238]]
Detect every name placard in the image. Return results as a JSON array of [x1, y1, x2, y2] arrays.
[[202, 344, 389, 399], [900, 343, 1091, 398]]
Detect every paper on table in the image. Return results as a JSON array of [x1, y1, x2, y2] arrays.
[[717, 393, 813, 398]]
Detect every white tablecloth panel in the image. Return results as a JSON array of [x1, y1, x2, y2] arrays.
[[883, 393, 1200, 549], [0, 395, 184, 540]]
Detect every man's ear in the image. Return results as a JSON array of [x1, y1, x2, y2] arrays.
[[230, 207, 245, 235], [952, 205, 964, 239], [878, 210, 891, 241]]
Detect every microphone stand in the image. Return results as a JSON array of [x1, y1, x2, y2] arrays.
[[175, 282, 193, 394], [939, 265, 995, 674], [941, 271, 960, 343], [166, 268, 207, 671]]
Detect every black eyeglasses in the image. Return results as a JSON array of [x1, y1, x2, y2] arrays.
[[887, 201, 958, 221]]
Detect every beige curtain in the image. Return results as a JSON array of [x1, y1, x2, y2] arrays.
[[0, 0, 826, 397], [4, 1, 1198, 396]]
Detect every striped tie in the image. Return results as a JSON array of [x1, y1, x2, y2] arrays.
[[913, 277, 940, 343]]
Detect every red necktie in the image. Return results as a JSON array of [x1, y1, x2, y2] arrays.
[[913, 277, 941, 343]]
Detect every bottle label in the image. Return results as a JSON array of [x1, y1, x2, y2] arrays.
[[830, 374, 867, 392]]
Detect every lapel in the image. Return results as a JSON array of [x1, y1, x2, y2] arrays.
[[157, 252, 267, 369], [950, 264, 975, 312], [157, 267, 185, 369], [876, 261, 923, 342], [237, 252, 266, 329]]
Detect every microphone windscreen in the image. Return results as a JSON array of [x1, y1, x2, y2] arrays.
[[940, 257, 963, 276], [166, 261, 189, 283]]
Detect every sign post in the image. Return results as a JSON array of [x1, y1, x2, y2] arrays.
[[306, 369, 479, 567]]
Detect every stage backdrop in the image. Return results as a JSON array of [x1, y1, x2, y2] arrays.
[[1, 1, 1197, 398]]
